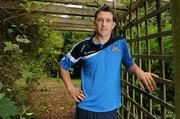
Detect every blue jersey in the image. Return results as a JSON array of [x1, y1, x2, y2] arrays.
[[59, 34, 134, 112]]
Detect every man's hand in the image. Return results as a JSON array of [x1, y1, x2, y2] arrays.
[[58, 66, 86, 102], [127, 64, 159, 92], [137, 71, 158, 92], [68, 85, 86, 102]]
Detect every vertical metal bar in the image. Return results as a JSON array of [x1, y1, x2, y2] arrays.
[[156, 0, 166, 118]]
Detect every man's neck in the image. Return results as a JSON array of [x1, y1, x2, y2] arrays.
[[94, 34, 111, 45]]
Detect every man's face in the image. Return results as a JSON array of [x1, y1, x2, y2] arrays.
[[94, 11, 116, 37]]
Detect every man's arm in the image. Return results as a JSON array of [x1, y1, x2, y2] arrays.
[[127, 64, 158, 92], [58, 65, 85, 102]]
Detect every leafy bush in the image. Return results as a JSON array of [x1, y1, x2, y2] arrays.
[[0, 94, 18, 119]]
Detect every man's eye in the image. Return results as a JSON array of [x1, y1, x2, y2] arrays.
[[97, 19, 103, 22], [106, 19, 112, 22], [96, 18, 113, 22]]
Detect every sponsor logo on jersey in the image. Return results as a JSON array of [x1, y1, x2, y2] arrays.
[[112, 45, 120, 52]]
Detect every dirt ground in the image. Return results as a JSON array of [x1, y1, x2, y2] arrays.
[[26, 79, 77, 119]]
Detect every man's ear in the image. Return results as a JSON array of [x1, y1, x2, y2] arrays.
[[112, 22, 116, 29]]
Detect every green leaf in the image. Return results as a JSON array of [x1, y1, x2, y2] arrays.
[[16, 35, 31, 44], [8, 29, 14, 34], [11, 25, 17, 28], [19, 23, 24, 27], [26, 112, 33, 116], [0, 97, 18, 119], [4, 42, 19, 51], [6, 88, 12, 92]]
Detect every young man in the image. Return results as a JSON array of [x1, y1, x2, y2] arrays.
[[59, 5, 157, 119]]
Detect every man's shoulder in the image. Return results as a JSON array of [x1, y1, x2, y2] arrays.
[[110, 35, 127, 46], [112, 35, 125, 41], [70, 37, 92, 55], [74, 37, 91, 48]]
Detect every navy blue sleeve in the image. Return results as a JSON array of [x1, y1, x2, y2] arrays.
[[59, 41, 85, 71], [122, 39, 134, 69]]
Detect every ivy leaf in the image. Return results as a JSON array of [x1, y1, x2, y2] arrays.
[[7, 29, 14, 34], [16, 35, 31, 44], [0, 97, 18, 119], [11, 25, 17, 28]]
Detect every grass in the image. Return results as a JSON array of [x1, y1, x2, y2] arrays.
[[57, 78, 81, 87], [16, 77, 81, 88], [72, 79, 81, 86]]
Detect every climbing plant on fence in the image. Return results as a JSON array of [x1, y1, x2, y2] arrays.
[[0, 1, 64, 118]]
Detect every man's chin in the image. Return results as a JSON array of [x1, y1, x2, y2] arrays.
[[99, 32, 110, 37]]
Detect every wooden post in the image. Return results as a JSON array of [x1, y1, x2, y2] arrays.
[[171, 0, 180, 118]]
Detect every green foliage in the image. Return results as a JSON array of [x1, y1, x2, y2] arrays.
[[19, 1, 36, 11], [61, 31, 91, 53], [120, 0, 132, 4], [0, 96, 18, 119], [19, 57, 46, 85], [16, 35, 31, 44], [16, 105, 34, 119], [4, 42, 22, 53], [0, 81, 3, 90], [32, 14, 64, 73], [0, 1, 67, 118]]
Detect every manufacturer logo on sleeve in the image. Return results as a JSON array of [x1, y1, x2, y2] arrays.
[[84, 50, 97, 55]]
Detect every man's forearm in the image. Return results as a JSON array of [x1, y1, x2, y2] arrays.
[[58, 65, 74, 91], [126, 63, 157, 92], [58, 65, 85, 102], [127, 63, 144, 76]]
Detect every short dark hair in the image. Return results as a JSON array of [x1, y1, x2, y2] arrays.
[[95, 4, 116, 22]]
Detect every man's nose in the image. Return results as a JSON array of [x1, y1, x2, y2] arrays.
[[101, 20, 106, 26]]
